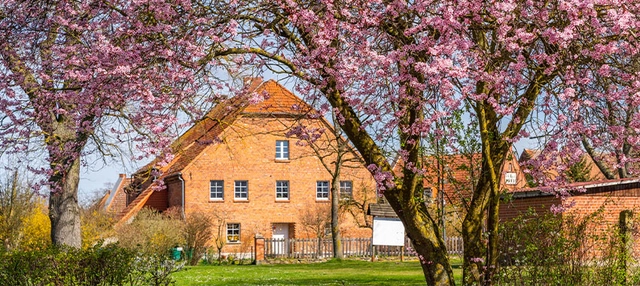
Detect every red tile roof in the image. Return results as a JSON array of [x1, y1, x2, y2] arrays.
[[510, 177, 640, 198]]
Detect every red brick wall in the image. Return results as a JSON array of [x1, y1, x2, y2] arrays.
[[109, 187, 128, 213], [145, 189, 169, 212], [498, 195, 561, 221], [166, 177, 183, 210], [569, 188, 640, 233], [106, 175, 129, 213], [500, 187, 640, 257], [181, 116, 376, 253]]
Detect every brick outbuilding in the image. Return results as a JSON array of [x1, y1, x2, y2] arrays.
[[499, 178, 640, 254]]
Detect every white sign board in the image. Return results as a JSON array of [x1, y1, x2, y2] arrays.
[[372, 217, 405, 246], [505, 172, 517, 185]]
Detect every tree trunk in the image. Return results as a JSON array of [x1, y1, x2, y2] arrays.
[[48, 155, 82, 248], [462, 192, 486, 285], [386, 189, 455, 285], [460, 169, 503, 285], [45, 117, 87, 249], [330, 122, 344, 259], [462, 98, 505, 285], [484, 191, 500, 285], [331, 174, 343, 259]]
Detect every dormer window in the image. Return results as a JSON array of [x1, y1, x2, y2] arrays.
[[276, 140, 289, 160]]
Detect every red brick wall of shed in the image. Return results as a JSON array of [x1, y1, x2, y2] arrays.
[[498, 195, 562, 221], [500, 187, 640, 259], [567, 187, 640, 256], [181, 116, 376, 254]]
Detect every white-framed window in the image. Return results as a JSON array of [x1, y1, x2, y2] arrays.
[[276, 140, 289, 160], [340, 181, 353, 200], [276, 180, 290, 200], [234, 180, 248, 200], [210, 180, 224, 200], [227, 223, 240, 243], [316, 181, 329, 199]]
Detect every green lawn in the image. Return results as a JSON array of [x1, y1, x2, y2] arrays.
[[173, 259, 463, 285]]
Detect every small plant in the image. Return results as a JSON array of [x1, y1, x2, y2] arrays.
[[129, 254, 185, 286]]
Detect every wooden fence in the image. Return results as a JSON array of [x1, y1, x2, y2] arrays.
[[263, 236, 464, 259]]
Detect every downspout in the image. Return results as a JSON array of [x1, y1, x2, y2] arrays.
[[178, 173, 185, 220]]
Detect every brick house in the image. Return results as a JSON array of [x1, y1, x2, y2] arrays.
[[392, 151, 527, 207], [111, 79, 376, 254], [370, 152, 527, 237]]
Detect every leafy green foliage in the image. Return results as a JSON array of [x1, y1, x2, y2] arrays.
[[0, 244, 182, 286], [565, 156, 594, 183]]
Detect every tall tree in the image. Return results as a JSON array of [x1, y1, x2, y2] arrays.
[[0, 0, 227, 247], [195, 0, 640, 284]]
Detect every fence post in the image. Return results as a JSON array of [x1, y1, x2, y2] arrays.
[[619, 210, 633, 283], [254, 234, 265, 265], [371, 245, 376, 262]]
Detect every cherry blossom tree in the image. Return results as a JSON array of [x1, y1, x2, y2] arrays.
[[0, 0, 231, 247], [206, 0, 640, 284], [191, 0, 640, 284], [5, 2, 638, 286]]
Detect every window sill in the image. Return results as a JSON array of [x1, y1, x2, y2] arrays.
[[226, 241, 241, 245], [274, 159, 290, 163], [234, 199, 250, 203], [209, 199, 225, 203], [275, 199, 290, 203], [316, 198, 330, 203]]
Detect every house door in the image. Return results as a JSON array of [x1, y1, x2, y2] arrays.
[[272, 223, 289, 255]]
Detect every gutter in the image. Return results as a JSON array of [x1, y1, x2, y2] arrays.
[[506, 178, 640, 199], [177, 173, 186, 220]]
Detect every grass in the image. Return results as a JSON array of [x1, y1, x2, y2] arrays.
[[173, 259, 463, 285]]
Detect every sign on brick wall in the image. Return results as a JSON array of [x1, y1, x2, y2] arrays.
[[505, 172, 517, 185]]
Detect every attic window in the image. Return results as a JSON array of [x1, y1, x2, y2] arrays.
[[276, 140, 289, 160]]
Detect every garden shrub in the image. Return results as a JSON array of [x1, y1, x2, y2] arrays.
[[0, 244, 182, 285], [496, 207, 640, 285], [115, 207, 184, 256], [183, 212, 214, 266]]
